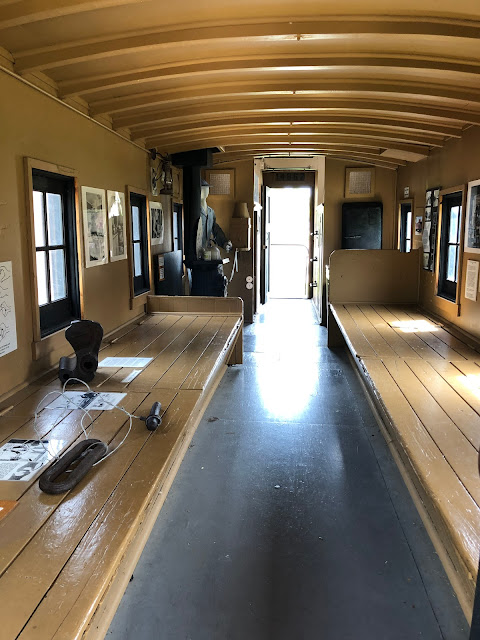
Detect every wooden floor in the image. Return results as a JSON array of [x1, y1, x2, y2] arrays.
[[0, 303, 242, 640], [330, 303, 480, 616]]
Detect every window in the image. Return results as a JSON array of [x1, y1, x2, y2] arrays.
[[399, 202, 412, 253], [130, 192, 150, 296], [32, 169, 80, 337], [438, 191, 463, 302]]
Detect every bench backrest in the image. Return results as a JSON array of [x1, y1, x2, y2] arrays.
[[329, 249, 420, 304]]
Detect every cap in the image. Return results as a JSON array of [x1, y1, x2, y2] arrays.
[[201, 178, 210, 187]]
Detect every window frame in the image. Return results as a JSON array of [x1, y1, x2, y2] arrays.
[[435, 185, 466, 310], [126, 186, 152, 308], [25, 158, 84, 355], [398, 199, 413, 253]]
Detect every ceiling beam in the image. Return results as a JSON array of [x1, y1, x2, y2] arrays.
[[0, 0, 143, 29], [212, 149, 404, 167], [122, 108, 465, 139], [14, 18, 480, 73], [162, 139, 412, 158], [142, 124, 443, 148], [59, 55, 480, 97], [90, 81, 480, 116], [113, 98, 474, 129]]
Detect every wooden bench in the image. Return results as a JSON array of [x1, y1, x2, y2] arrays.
[[328, 250, 480, 621], [0, 295, 243, 640]]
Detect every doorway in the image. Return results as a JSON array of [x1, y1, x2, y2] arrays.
[[267, 186, 312, 299]]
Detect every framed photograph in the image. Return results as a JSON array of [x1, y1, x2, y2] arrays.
[[107, 190, 127, 262], [150, 201, 164, 246], [464, 178, 480, 254], [415, 215, 423, 236], [81, 187, 108, 268]]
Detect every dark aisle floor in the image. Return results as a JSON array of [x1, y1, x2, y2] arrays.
[[107, 299, 468, 640]]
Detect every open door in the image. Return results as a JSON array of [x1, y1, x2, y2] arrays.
[[260, 186, 271, 305]]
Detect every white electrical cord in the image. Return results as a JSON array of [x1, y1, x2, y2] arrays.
[[33, 377, 143, 468], [229, 248, 239, 283]]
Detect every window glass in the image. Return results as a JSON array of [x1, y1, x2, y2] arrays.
[[49, 249, 67, 300], [134, 243, 142, 277], [32, 168, 80, 337], [36, 251, 48, 306], [132, 206, 140, 241], [33, 191, 46, 247], [446, 245, 457, 282], [46, 193, 64, 245], [449, 206, 460, 244]]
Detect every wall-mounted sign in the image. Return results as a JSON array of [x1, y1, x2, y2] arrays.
[[158, 254, 165, 281], [465, 260, 479, 301], [0, 261, 17, 358], [404, 186, 410, 198]]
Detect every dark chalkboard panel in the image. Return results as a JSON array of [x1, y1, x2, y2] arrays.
[[154, 250, 183, 296], [342, 201, 383, 249]]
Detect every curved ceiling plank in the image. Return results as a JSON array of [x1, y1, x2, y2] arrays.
[[212, 151, 401, 170], [142, 124, 444, 148], [13, 18, 480, 73], [90, 81, 480, 116], [130, 115, 461, 141], [157, 136, 427, 156], [0, 0, 143, 29], [58, 55, 480, 98]]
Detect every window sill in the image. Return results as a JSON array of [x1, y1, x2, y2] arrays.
[[434, 293, 460, 317], [130, 290, 151, 310]]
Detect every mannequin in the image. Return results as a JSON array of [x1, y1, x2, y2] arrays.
[[198, 180, 232, 257]]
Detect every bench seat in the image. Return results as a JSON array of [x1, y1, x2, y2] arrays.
[[329, 302, 480, 617], [0, 297, 243, 640]]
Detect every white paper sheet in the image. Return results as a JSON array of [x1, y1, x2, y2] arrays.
[[465, 260, 479, 302], [0, 261, 17, 358], [99, 357, 153, 368], [46, 391, 126, 410], [0, 439, 64, 481], [121, 369, 142, 383]]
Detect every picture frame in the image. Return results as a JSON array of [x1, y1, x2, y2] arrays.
[[107, 190, 127, 262], [81, 186, 108, 268], [205, 169, 235, 198], [464, 178, 480, 254], [150, 200, 164, 246], [344, 167, 375, 198]]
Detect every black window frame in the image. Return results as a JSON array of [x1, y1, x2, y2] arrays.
[[399, 202, 412, 253], [438, 191, 463, 303], [32, 169, 80, 337], [130, 192, 150, 296]]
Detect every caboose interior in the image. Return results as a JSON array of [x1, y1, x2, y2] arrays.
[[0, 2, 480, 638]]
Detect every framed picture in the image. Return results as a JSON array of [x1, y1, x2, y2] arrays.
[[415, 215, 423, 236], [205, 169, 235, 198], [345, 167, 375, 198], [107, 190, 127, 262], [81, 186, 108, 268], [150, 201, 164, 246], [464, 178, 480, 254]]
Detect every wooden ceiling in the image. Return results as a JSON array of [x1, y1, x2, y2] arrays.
[[1, 1, 480, 169]]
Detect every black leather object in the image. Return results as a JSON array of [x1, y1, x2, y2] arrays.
[[58, 320, 103, 384]]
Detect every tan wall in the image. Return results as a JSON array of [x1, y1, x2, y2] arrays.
[[206, 159, 255, 322], [0, 71, 151, 398], [324, 159, 397, 272], [396, 127, 480, 340]]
